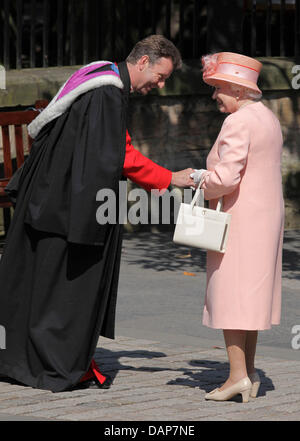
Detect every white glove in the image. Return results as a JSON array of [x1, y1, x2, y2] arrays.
[[190, 169, 207, 184]]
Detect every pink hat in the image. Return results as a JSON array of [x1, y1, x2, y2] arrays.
[[202, 52, 262, 94]]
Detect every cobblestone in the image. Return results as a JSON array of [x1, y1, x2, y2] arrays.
[[0, 335, 299, 421]]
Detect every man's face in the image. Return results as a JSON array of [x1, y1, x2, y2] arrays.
[[132, 56, 174, 95]]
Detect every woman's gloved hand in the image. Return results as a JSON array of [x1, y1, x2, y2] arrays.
[[190, 169, 207, 185]]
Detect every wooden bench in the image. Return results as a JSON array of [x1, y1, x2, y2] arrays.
[[0, 100, 48, 235]]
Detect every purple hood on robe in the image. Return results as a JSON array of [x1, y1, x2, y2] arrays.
[[28, 61, 124, 139]]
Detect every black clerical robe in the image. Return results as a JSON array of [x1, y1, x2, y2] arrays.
[[0, 63, 130, 392]]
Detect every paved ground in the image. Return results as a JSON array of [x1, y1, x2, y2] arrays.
[[0, 229, 299, 422], [0, 335, 299, 422]]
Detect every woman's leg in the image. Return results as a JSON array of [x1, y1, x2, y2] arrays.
[[245, 330, 258, 375], [220, 329, 248, 390]]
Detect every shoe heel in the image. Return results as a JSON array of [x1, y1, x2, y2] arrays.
[[241, 388, 251, 403], [250, 382, 260, 398], [249, 372, 261, 398]]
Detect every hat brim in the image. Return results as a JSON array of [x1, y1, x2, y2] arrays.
[[203, 73, 262, 95]]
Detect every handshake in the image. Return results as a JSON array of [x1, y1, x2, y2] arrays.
[[171, 168, 207, 188]]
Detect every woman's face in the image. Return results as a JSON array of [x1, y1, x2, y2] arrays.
[[212, 83, 239, 114]]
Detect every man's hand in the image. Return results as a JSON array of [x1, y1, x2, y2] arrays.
[[171, 168, 196, 188]]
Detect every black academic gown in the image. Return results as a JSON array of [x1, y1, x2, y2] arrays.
[[0, 62, 130, 392]]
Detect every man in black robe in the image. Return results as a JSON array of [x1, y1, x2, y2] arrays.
[[0, 35, 195, 392]]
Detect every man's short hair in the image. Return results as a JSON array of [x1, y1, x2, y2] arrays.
[[126, 34, 182, 70]]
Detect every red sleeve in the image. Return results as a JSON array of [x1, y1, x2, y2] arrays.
[[123, 131, 172, 192]]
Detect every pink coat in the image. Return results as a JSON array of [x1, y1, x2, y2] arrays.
[[201, 101, 284, 330]]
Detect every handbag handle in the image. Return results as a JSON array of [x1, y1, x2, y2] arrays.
[[191, 178, 222, 212]]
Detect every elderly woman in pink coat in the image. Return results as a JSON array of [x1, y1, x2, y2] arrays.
[[192, 52, 284, 403]]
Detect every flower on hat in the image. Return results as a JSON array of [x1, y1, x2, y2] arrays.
[[202, 53, 219, 78]]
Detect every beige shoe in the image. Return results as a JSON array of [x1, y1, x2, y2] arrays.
[[205, 377, 252, 403], [248, 371, 261, 398]]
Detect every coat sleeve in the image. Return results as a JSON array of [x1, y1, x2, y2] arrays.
[[201, 116, 250, 200], [123, 131, 172, 192]]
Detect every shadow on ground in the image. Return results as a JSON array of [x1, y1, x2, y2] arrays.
[[168, 360, 274, 402], [0, 346, 276, 404], [94, 347, 275, 402], [122, 231, 206, 273], [282, 230, 300, 278]]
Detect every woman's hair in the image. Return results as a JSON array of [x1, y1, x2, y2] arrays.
[[229, 84, 262, 101], [126, 35, 182, 70]]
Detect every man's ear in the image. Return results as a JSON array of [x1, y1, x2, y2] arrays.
[[137, 55, 149, 71]]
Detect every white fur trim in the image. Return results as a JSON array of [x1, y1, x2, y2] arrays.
[[28, 65, 123, 139]]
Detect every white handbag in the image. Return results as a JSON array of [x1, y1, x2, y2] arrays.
[[173, 183, 231, 253]]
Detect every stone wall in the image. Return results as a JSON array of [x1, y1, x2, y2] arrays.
[[126, 95, 300, 229], [0, 57, 299, 232]]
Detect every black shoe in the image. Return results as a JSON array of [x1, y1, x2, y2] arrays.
[[94, 374, 112, 389], [75, 374, 112, 390]]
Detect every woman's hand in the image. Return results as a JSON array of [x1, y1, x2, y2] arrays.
[[190, 169, 207, 185]]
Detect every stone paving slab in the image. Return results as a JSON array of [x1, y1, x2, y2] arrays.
[[0, 231, 299, 423], [0, 335, 299, 421]]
